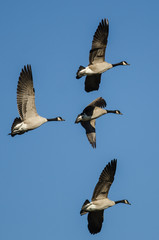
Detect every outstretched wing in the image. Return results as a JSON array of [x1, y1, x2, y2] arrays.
[[84, 97, 106, 112], [88, 210, 104, 234], [85, 74, 101, 92], [81, 120, 96, 148], [17, 65, 38, 120], [92, 159, 117, 200], [89, 19, 109, 64], [83, 97, 106, 116]]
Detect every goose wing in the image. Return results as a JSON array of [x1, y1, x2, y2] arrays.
[[83, 97, 106, 116], [92, 159, 117, 200], [84, 97, 106, 111], [89, 19, 109, 64], [81, 120, 96, 148], [17, 65, 38, 120], [88, 210, 104, 234], [85, 74, 101, 92]]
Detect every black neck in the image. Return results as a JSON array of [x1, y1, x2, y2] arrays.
[[115, 200, 125, 204], [112, 62, 123, 67], [47, 118, 58, 121], [107, 110, 117, 114]]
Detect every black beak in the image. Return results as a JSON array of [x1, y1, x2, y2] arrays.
[[75, 119, 78, 124]]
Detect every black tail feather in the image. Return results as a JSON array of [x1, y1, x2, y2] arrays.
[[9, 117, 22, 137], [76, 65, 85, 79], [80, 199, 90, 215]]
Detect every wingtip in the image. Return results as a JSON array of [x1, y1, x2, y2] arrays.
[[20, 64, 32, 79], [101, 18, 109, 26], [111, 159, 117, 165], [27, 64, 32, 72], [100, 97, 106, 108], [92, 143, 96, 148], [91, 141, 96, 148]]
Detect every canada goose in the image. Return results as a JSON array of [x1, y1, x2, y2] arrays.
[[9, 65, 65, 137], [75, 97, 122, 148], [80, 159, 131, 234], [76, 19, 130, 92]]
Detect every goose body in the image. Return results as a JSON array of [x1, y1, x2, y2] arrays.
[[75, 97, 122, 148], [80, 62, 113, 76], [9, 65, 65, 137], [80, 159, 131, 234], [76, 19, 129, 92], [82, 198, 115, 212], [11, 116, 47, 136]]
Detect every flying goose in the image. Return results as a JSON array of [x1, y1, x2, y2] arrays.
[[80, 159, 131, 234], [75, 97, 122, 148], [9, 65, 65, 137], [76, 19, 130, 92]]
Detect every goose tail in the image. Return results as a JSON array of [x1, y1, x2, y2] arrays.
[[80, 199, 90, 215], [76, 65, 85, 79]]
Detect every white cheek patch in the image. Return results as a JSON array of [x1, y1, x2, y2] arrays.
[[77, 115, 83, 121], [123, 62, 127, 65]]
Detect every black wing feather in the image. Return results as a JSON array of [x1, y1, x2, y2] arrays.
[[88, 211, 104, 234], [92, 159, 117, 200], [89, 19, 109, 64], [85, 74, 101, 92]]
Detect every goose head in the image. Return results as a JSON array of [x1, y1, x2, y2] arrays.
[[75, 114, 83, 123], [124, 199, 131, 205], [47, 117, 65, 122], [112, 61, 130, 67], [115, 199, 131, 205], [56, 116, 65, 121], [75, 112, 91, 123], [121, 61, 130, 66], [115, 110, 123, 115]]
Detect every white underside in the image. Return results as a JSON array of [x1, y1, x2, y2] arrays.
[[13, 116, 47, 134], [82, 67, 94, 75], [85, 199, 115, 212], [79, 62, 113, 76]]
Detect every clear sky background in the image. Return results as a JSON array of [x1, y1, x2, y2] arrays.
[[0, 0, 159, 239]]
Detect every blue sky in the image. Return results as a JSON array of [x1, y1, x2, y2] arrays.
[[0, 0, 159, 239]]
